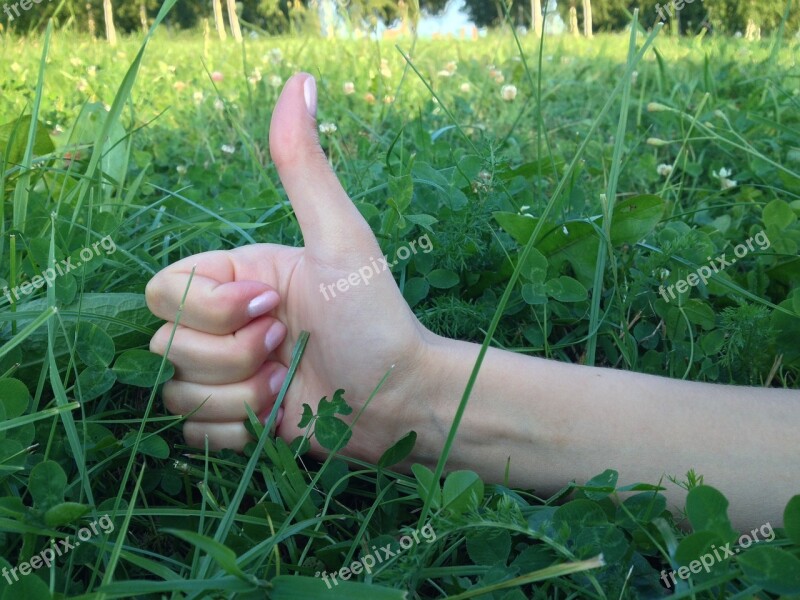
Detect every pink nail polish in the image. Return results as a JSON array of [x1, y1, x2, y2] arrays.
[[268, 367, 288, 395], [248, 291, 279, 318], [265, 322, 286, 353], [304, 76, 317, 118]]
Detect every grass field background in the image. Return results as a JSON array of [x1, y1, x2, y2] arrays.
[[1, 8, 800, 598]]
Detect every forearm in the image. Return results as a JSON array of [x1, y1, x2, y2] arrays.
[[409, 332, 799, 530]]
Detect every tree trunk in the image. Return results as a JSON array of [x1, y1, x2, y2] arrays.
[[532, 0, 543, 35], [226, 0, 242, 42], [569, 6, 579, 35], [213, 0, 227, 41], [582, 0, 593, 38], [103, 0, 117, 45], [139, 0, 147, 32]]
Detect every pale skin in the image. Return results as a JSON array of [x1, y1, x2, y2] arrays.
[[146, 73, 798, 532]]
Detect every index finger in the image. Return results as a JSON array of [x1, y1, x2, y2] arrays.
[[145, 251, 279, 335]]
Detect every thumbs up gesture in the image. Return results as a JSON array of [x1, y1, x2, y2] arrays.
[[146, 73, 435, 460]]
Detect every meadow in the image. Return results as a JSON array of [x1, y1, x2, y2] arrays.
[[1, 5, 800, 598]]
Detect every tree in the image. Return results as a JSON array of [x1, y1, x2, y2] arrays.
[[532, 0, 542, 34], [582, 0, 592, 36]]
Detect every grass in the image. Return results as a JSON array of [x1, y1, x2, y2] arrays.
[[1, 8, 800, 599]]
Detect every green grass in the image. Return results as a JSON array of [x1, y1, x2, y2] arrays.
[[1, 11, 800, 599]]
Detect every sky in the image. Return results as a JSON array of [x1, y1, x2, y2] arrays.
[[416, 0, 475, 37]]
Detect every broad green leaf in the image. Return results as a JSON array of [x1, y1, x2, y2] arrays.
[[674, 530, 728, 579], [77, 366, 117, 401], [553, 500, 608, 531], [442, 470, 484, 515], [682, 300, 716, 330], [28, 460, 66, 510], [315, 417, 352, 452], [522, 282, 548, 305], [122, 433, 170, 459], [113, 349, 174, 387], [685, 485, 737, 542], [617, 493, 667, 528], [546, 276, 588, 302], [784, 495, 800, 545], [402, 277, 429, 307], [0, 379, 30, 419], [575, 525, 629, 564], [411, 463, 441, 509], [44, 502, 91, 527], [520, 247, 548, 283], [404, 213, 438, 231], [580, 469, 619, 500], [466, 528, 512, 565], [610, 194, 665, 245], [427, 269, 459, 289], [762, 199, 796, 230], [738, 546, 800, 594], [164, 529, 248, 579], [377, 431, 417, 468], [76, 322, 116, 367], [0, 115, 55, 166]]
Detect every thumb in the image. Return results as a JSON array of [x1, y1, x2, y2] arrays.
[[269, 73, 376, 260]]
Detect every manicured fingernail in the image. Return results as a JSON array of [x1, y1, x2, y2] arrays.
[[265, 322, 287, 353], [304, 76, 317, 118], [248, 291, 279, 318], [268, 366, 288, 396]]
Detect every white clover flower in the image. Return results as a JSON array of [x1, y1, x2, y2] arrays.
[[343, 81, 355, 95], [214, 98, 225, 111], [657, 163, 673, 177], [318, 122, 337, 135], [712, 168, 737, 190], [221, 144, 236, 155], [270, 48, 283, 63], [193, 91, 204, 104], [269, 75, 282, 88], [437, 69, 453, 77], [176, 165, 188, 175], [501, 84, 518, 102], [460, 82, 471, 93]]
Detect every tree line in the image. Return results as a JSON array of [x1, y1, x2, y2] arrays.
[[1, 0, 797, 37]]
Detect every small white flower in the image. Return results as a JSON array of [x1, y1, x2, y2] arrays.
[[269, 48, 283, 63], [460, 82, 471, 93], [269, 75, 282, 88], [343, 81, 355, 95], [437, 69, 453, 77], [657, 163, 673, 177], [221, 144, 235, 155], [712, 168, 737, 190], [214, 98, 225, 111], [714, 167, 732, 179], [445, 61, 457, 74], [501, 84, 518, 102], [176, 165, 188, 175], [193, 91, 204, 104], [318, 122, 337, 135]]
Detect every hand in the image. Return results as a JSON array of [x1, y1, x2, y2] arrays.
[[146, 73, 433, 461]]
